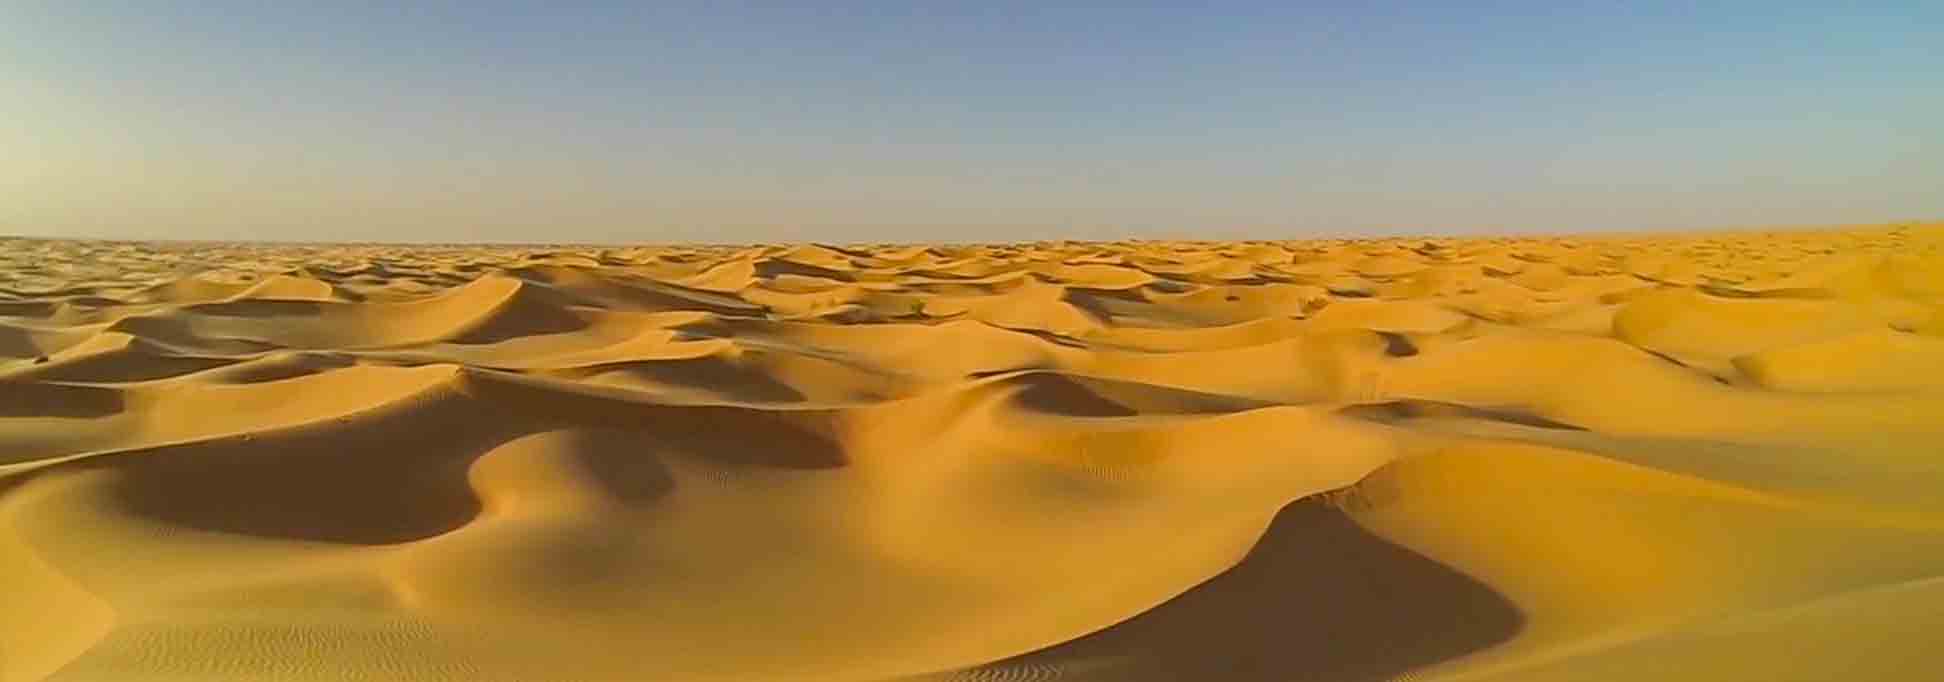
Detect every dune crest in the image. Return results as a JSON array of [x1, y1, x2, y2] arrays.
[[2, 223, 1942, 681]]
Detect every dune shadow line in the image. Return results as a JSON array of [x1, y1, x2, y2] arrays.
[[964, 497, 1523, 681]]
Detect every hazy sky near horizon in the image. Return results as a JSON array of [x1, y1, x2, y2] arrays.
[[5, 2, 1942, 243]]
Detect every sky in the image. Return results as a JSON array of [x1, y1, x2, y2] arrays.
[[4, 1, 1941, 243]]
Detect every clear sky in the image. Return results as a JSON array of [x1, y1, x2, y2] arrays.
[[5, 2, 1941, 243]]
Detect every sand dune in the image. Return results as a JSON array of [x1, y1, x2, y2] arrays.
[[2, 223, 1942, 681]]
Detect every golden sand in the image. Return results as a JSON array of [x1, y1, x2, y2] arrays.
[[2, 223, 1941, 681]]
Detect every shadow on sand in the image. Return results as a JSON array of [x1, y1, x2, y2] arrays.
[[953, 497, 1523, 681]]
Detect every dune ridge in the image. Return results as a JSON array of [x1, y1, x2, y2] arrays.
[[2, 223, 1942, 681]]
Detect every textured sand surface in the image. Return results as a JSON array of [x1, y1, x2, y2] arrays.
[[2, 224, 1942, 681]]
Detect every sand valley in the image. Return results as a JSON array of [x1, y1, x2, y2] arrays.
[[3, 223, 1943, 681]]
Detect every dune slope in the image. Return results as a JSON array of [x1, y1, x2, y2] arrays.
[[2, 223, 1942, 681]]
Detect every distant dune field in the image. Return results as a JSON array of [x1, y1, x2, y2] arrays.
[[3, 223, 1943, 681]]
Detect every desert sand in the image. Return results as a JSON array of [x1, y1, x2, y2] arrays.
[[3, 223, 1943, 681]]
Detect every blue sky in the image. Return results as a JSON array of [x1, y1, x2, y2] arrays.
[[5, 1, 1941, 242]]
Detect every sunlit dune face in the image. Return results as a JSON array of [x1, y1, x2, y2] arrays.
[[2, 224, 1943, 681]]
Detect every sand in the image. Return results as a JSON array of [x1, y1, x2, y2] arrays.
[[1, 223, 1941, 681]]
